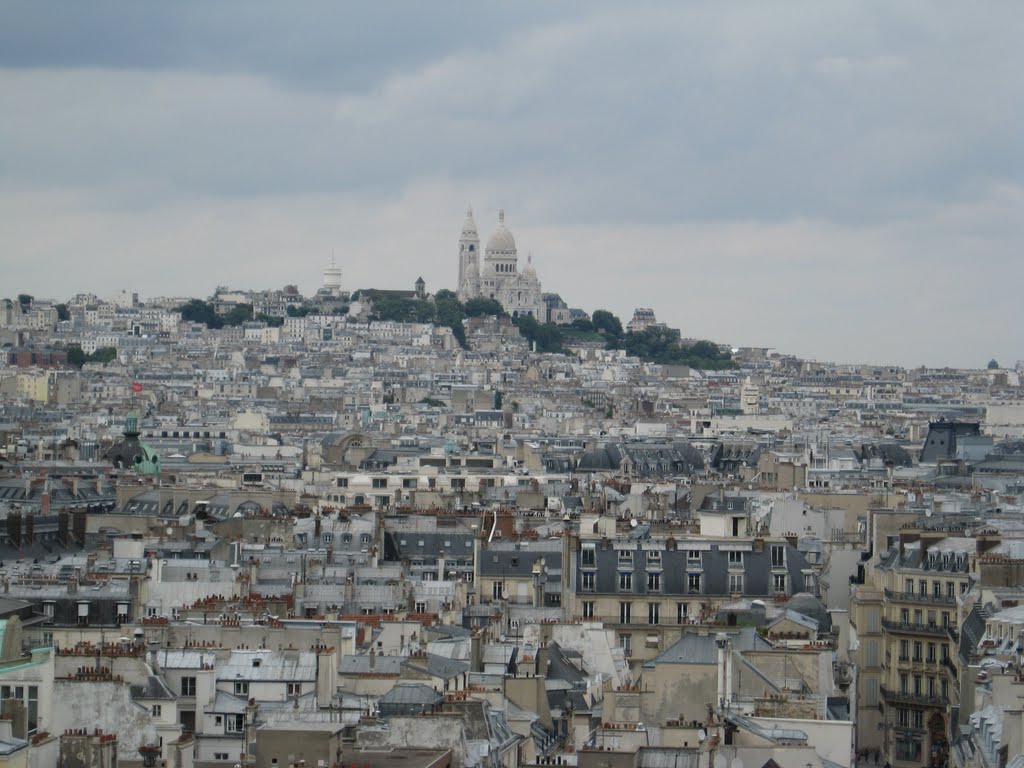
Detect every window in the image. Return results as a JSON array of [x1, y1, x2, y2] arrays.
[[581, 572, 595, 592], [771, 545, 785, 567], [946, 581, 955, 598], [619, 602, 632, 624], [804, 573, 815, 592], [913, 675, 921, 696], [2, 686, 39, 735], [581, 544, 596, 567], [415, 601, 426, 613], [941, 643, 949, 662], [728, 551, 743, 567], [687, 549, 702, 565], [583, 601, 595, 619], [152, 704, 162, 717], [729, 573, 744, 594], [942, 611, 950, 628], [117, 603, 129, 622], [619, 634, 632, 656], [619, 572, 632, 591], [234, 681, 249, 696], [773, 574, 786, 594], [225, 714, 245, 733], [287, 683, 302, 697], [912, 709, 924, 729], [647, 572, 661, 592], [913, 609, 922, 625], [899, 640, 909, 661], [403, 478, 417, 489], [913, 641, 922, 662], [899, 673, 908, 694], [77, 602, 89, 625], [492, 581, 503, 600], [941, 679, 949, 700], [901, 608, 910, 624], [372, 478, 387, 489], [214, 754, 230, 761], [896, 707, 909, 727], [927, 642, 936, 664], [648, 603, 659, 625], [618, 549, 633, 565], [688, 573, 702, 594], [895, 738, 921, 762], [646, 549, 661, 566], [677, 603, 688, 624], [933, 581, 942, 597], [866, 639, 879, 667], [181, 677, 196, 696], [337, 478, 348, 488], [905, 578, 914, 594], [865, 678, 878, 706], [919, 579, 927, 596]]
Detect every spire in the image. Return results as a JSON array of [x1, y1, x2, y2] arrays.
[[461, 204, 478, 238], [498, 208, 505, 224]]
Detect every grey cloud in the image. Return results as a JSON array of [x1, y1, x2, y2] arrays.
[[0, 1, 1021, 366]]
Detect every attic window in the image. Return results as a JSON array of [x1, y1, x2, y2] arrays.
[[252, 659, 261, 668]]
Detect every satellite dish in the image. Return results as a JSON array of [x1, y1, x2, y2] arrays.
[[501, 589, 509, 600], [697, 729, 707, 743], [630, 518, 638, 528], [925, 508, 933, 517], [714, 755, 727, 768], [731, 760, 744, 768]]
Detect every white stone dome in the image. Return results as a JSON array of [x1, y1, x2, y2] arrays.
[[522, 252, 537, 279], [485, 209, 516, 253]]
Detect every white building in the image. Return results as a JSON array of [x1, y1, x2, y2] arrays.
[[457, 207, 544, 319]]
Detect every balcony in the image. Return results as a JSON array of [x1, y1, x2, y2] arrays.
[[882, 618, 955, 638], [884, 589, 956, 606], [880, 685, 949, 709], [941, 655, 958, 678]]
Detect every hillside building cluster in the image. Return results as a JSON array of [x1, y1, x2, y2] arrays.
[[2, 213, 1024, 768]]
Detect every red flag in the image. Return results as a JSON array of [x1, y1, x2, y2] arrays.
[[132, 381, 143, 393]]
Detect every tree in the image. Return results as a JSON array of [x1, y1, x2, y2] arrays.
[[178, 299, 221, 328], [88, 347, 118, 364], [591, 309, 623, 340], [514, 314, 565, 354], [67, 345, 87, 367], [255, 313, 284, 327], [464, 297, 506, 318], [17, 294, 33, 312], [222, 304, 254, 326], [55, 303, 70, 322], [988, 359, 1000, 369], [494, 390, 503, 409]]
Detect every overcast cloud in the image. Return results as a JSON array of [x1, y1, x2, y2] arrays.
[[1, 1, 1021, 367]]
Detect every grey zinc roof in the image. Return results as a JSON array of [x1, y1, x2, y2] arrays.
[[339, 653, 403, 675], [378, 683, 443, 706], [217, 650, 317, 682], [130, 675, 176, 701], [402, 652, 469, 680], [643, 627, 772, 667], [156, 649, 217, 670], [208, 690, 249, 714]]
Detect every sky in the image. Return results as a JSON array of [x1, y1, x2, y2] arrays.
[[1, 1, 1022, 368]]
